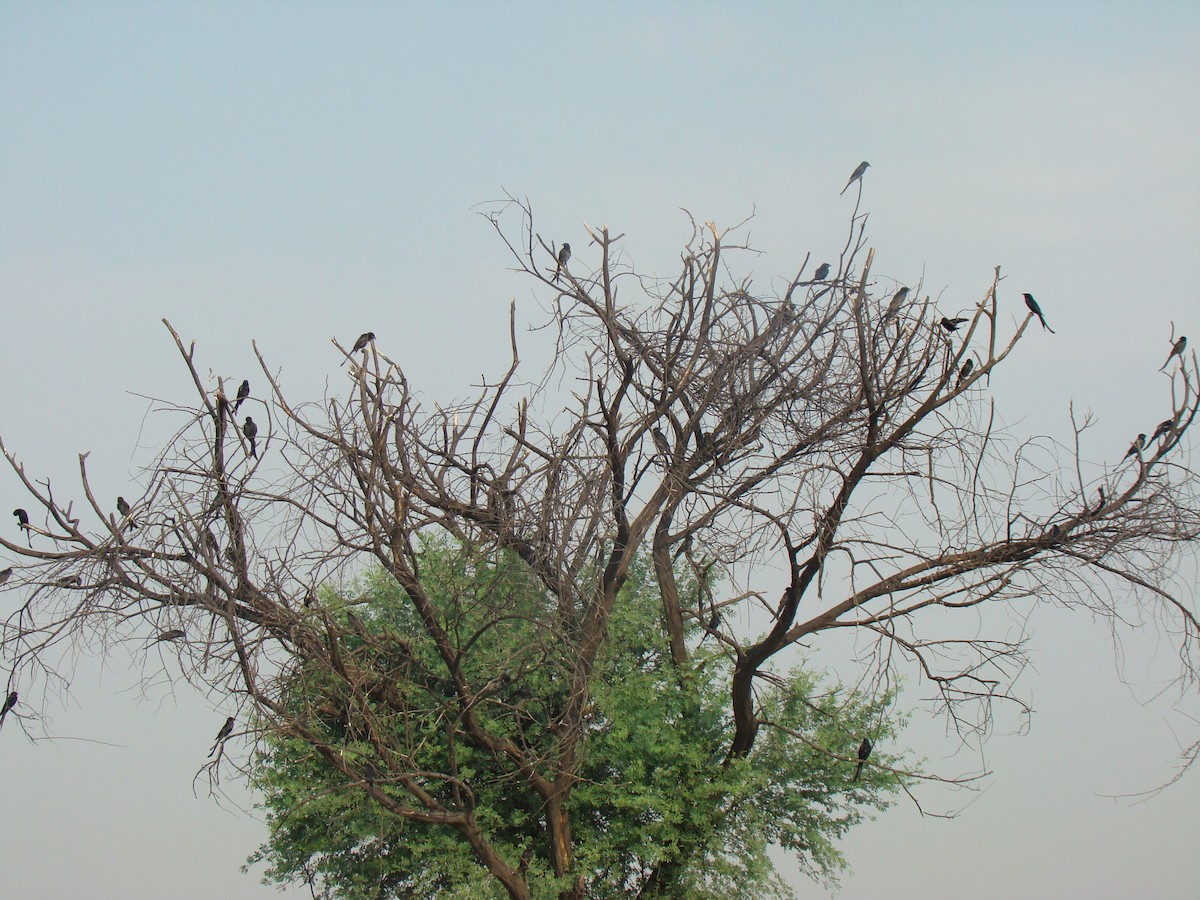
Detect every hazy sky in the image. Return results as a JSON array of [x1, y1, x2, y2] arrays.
[[2, 3, 1198, 898]]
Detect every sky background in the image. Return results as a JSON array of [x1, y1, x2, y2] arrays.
[[2, 2, 1199, 897]]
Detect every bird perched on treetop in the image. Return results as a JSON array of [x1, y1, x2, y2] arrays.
[[553, 243, 571, 282], [852, 736, 873, 781], [812, 262, 831, 282], [1160, 336, 1187, 372], [234, 379, 250, 412], [884, 287, 909, 319], [1022, 293, 1055, 333], [351, 332, 375, 354], [1150, 419, 1174, 442], [209, 715, 235, 757], [1124, 433, 1147, 459], [840, 161, 870, 196], [243, 416, 259, 459], [940, 316, 969, 332]]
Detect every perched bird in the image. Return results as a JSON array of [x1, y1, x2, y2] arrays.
[[940, 316, 969, 332], [209, 715, 235, 757], [0, 690, 16, 724], [116, 496, 138, 531], [13, 508, 30, 546], [154, 629, 186, 643], [651, 427, 671, 457], [243, 416, 259, 459], [351, 332, 375, 354], [203, 528, 220, 558], [1150, 419, 1174, 442], [884, 287, 909, 319], [53, 575, 82, 588], [1124, 433, 1147, 459], [840, 161, 870, 196], [553, 243, 571, 282], [852, 736, 873, 781], [234, 379, 250, 412], [1022, 293, 1055, 333], [0, 566, 12, 585], [956, 358, 975, 386], [1160, 336, 1187, 371], [812, 262, 831, 282]]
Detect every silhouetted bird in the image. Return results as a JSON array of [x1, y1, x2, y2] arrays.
[[351, 332, 375, 353], [0, 690, 16, 724], [243, 416, 258, 459], [0, 567, 12, 586], [885, 287, 909, 319], [116, 496, 139, 531], [852, 736, 873, 781], [1160, 336, 1187, 371], [235, 379, 250, 412], [13, 508, 30, 546], [209, 716, 235, 757], [1022, 293, 1055, 333], [957, 358, 974, 386], [203, 528, 220, 558], [812, 262, 831, 282], [1151, 419, 1174, 442], [840, 161, 870, 195], [651, 427, 671, 458], [154, 629, 186, 643], [553, 243, 571, 282], [940, 316, 969, 332], [53, 575, 82, 588], [1124, 433, 1147, 459]]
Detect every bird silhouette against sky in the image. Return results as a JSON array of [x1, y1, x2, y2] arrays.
[[1160, 336, 1187, 371], [1022, 293, 1055, 333], [209, 716, 235, 757], [234, 379, 250, 412], [840, 161, 869, 195], [243, 416, 258, 458], [553, 242, 571, 282], [940, 316, 968, 332], [812, 262, 830, 281], [1125, 433, 1147, 459]]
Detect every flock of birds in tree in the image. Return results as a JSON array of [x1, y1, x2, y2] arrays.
[[1, 166, 1191, 776]]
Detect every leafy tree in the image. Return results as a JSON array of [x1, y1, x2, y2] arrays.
[[248, 537, 901, 898], [1, 189, 1197, 898]]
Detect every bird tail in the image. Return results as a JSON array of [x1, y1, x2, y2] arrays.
[[851, 762, 864, 781]]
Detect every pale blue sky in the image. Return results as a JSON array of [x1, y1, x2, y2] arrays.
[[2, 3, 1198, 898]]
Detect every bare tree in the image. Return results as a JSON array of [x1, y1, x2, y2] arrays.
[[2, 193, 1198, 899]]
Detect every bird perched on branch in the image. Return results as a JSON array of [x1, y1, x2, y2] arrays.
[[553, 243, 571, 282], [1124, 433, 1146, 459], [1022, 293, 1055, 333], [852, 736, 873, 781], [812, 262, 831, 282], [840, 161, 870, 196], [209, 716, 235, 757], [243, 416, 258, 459], [0, 567, 12, 586], [234, 379, 250, 412], [351, 332, 375, 354], [957, 358, 975, 387], [885, 287, 909, 319], [1150, 419, 1174, 442], [1160, 336, 1187, 371], [0, 690, 16, 725], [13, 508, 31, 546], [154, 629, 186, 643], [940, 316, 968, 332], [116, 496, 138, 531], [651, 427, 671, 458]]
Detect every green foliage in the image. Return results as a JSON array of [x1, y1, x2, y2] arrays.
[[247, 537, 905, 898]]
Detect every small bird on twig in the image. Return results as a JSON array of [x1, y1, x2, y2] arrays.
[[812, 262, 831, 282], [884, 287, 909, 319], [1124, 433, 1146, 459], [553, 243, 571, 282], [13, 508, 31, 546], [351, 332, 375, 354], [209, 716, 235, 757], [116, 496, 138, 531], [940, 316, 968, 332], [956, 358, 974, 387], [852, 736, 873, 781], [234, 379, 250, 412], [1022, 293, 1055, 333], [1160, 336, 1187, 371], [841, 161, 870, 196], [0, 567, 12, 586], [243, 416, 258, 459], [154, 629, 186, 643], [651, 427, 671, 458]]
